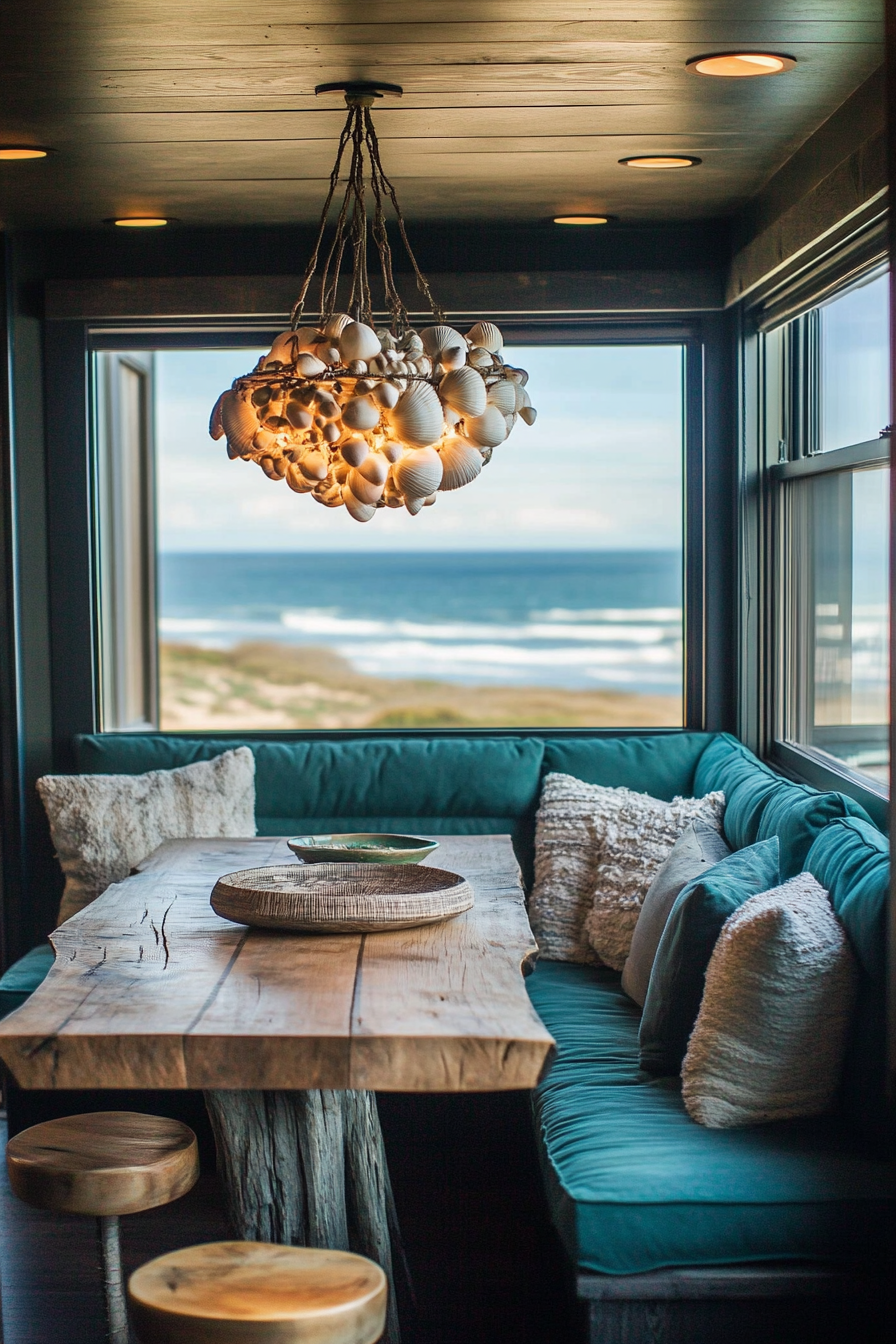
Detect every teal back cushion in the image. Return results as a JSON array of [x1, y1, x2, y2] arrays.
[[639, 837, 781, 1075], [543, 732, 714, 801], [805, 818, 890, 1147], [757, 786, 872, 880], [74, 733, 546, 882], [694, 735, 787, 849]]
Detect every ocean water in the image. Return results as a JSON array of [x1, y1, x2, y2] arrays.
[[159, 551, 683, 695]]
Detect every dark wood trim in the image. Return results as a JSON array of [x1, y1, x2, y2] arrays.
[[45, 270, 725, 323], [577, 1266, 863, 1301]]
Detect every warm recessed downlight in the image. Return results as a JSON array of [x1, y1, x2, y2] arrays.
[[0, 147, 50, 160], [619, 156, 701, 169], [554, 215, 612, 225], [687, 52, 795, 77], [111, 217, 169, 228]]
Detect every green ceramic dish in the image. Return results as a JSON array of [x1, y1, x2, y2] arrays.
[[286, 833, 439, 864]]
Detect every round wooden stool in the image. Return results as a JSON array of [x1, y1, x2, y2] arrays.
[[6, 1111, 199, 1344], [128, 1241, 387, 1344]]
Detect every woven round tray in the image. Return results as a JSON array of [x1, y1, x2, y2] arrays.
[[210, 862, 474, 933]]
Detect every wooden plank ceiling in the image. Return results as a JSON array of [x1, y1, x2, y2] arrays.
[[0, 1, 884, 229]]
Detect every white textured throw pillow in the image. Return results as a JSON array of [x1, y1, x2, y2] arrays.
[[529, 772, 724, 965], [682, 872, 858, 1129], [583, 788, 725, 970], [38, 748, 257, 924]]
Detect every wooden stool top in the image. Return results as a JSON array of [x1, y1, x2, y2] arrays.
[[6, 1111, 199, 1217], [128, 1242, 387, 1344]]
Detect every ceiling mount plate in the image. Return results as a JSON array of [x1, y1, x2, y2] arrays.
[[315, 81, 403, 107]]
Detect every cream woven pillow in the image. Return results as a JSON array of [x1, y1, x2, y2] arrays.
[[682, 872, 858, 1129], [529, 772, 724, 965], [38, 748, 257, 924], [583, 788, 725, 970]]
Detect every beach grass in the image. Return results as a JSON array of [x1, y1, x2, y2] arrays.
[[159, 641, 682, 731]]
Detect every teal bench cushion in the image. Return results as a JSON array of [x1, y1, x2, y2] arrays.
[[0, 943, 55, 1020], [543, 732, 713, 801], [527, 961, 894, 1276], [805, 819, 891, 1148]]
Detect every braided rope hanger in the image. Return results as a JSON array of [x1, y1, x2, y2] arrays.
[[290, 86, 445, 336]]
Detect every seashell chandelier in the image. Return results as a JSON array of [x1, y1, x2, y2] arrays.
[[209, 82, 536, 522]]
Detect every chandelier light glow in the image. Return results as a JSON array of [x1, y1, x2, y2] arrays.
[[209, 83, 536, 522]]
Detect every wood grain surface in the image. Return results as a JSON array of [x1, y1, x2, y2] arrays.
[[6, 1111, 200, 1217], [0, 835, 554, 1093], [128, 1241, 387, 1344]]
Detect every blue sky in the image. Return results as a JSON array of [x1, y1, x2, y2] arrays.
[[155, 342, 684, 552]]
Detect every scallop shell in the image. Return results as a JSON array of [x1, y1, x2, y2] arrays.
[[286, 463, 315, 493], [421, 325, 466, 359], [405, 496, 425, 516], [357, 452, 389, 486], [389, 381, 445, 448], [339, 321, 382, 363], [372, 381, 400, 410], [486, 379, 516, 416], [267, 331, 300, 364], [467, 346, 493, 369], [519, 405, 538, 426], [341, 436, 369, 468], [382, 440, 405, 463], [440, 366, 487, 418], [465, 321, 503, 354], [342, 486, 377, 522], [220, 391, 259, 454], [347, 360, 368, 376], [295, 326, 323, 352], [463, 404, 508, 449], [393, 446, 443, 500], [347, 468, 385, 505], [298, 451, 329, 481], [342, 396, 381, 432], [438, 436, 483, 492], [209, 392, 226, 440], [295, 353, 326, 377], [323, 313, 352, 339]]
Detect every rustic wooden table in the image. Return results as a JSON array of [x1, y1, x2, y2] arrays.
[[0, 834, 555, 1344]]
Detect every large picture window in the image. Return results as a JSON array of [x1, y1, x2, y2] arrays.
[[94, 336, 686, 733], [768, 268, 890, 790]]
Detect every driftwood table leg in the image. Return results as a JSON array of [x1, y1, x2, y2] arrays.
[[205, 1089, 401, 1344]]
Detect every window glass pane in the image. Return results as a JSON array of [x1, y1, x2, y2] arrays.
[[785, 466, 889, 786], [820, 271, 890, 452], [109, 342, 684, 732]]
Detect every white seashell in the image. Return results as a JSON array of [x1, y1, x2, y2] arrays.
[[486, 379, 516, 416], [357, 452, 389, 486], [323, 313, 352, 339], [421, 325, 465, 357], [383, 440, 405, 463], [209, 392, 226, 440], [314, 391, 341, 421], [339, 321, 382, 363], [405, 496, 425, 516], [286, 463, 315, 493], [220, 391, 259, 454], [443, 405, 461, 427], [393, 446, 443, 500], [285, 401, 313, 430], [348, 468, 385, 504], [513, 383, 529, 412], [295, 353, 326, 377], [465, 321, 503, 354], [389, 381, 445, 448], [372, 381, 400, 410], [267, 331, 300, 364], [347, 360, 368, 376], [342, 486, 377, 522], [341, 436, 369, 468], [367, 354, 389, 376], [423, 492, 437, 506], [296, 326, 323, 352], [414, 355, 433, 376], [323, 421, 341, 443], [467, 346, 493, 369], [505, 366, 527, 385], [402, 333, 424, 357], [299, 451, 329, 481], [315, 343, 341, 365], [438, 436, 483, 492], [463, 403, 507, 449], [342, 396, 381, 432], [440, 345, 466, 371], [519, 405, 537, 426], [440, 366, 487, 417]]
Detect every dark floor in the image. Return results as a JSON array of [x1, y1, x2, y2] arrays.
[[0, 1093, 583, 1344]]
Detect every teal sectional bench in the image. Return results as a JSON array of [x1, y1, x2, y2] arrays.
[[0, 729, 892, 1342]]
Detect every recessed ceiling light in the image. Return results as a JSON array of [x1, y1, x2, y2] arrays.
[[0, 147, 51, 160], [109, 217, 170, 228], [553, 215, 613, 225], [619, 156, 701, 169], [687, 52, 796, 77]]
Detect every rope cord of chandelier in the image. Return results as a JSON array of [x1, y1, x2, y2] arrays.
[[289, 98, 445, 335]]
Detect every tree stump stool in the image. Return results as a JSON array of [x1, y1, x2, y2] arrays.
[[6, 1111, 200, 1344], [128, 1241, 388, 1344]]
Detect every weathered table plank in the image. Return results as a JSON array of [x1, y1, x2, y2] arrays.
[[0, 835, 555, 1093]]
